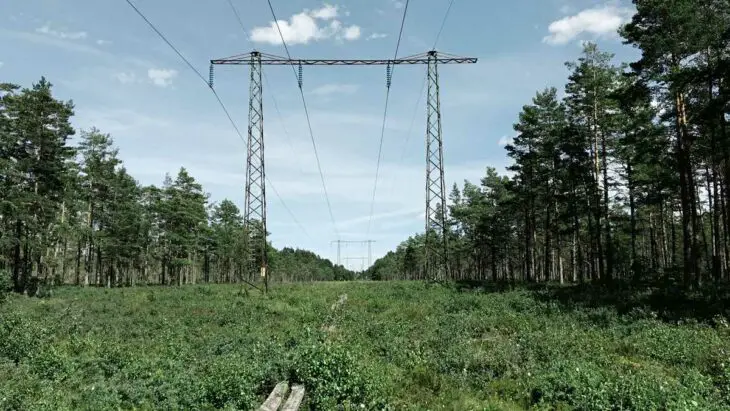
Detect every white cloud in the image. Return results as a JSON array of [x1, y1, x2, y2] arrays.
[[497, 135, 514, 146], [310, 4, 338, 20], [114, 72, 138, 85], [251, 16, 319, 45], [250, 5, 361, 45], [35, 24, 87, 40], [392, 0, 405, 9], [342, 25, 361, 40], [147, 68, 178, 87], [543, 5, 634, 45], [329, 20, 343, 32], [0, 62, 4, 69], [311, 83, 360, 96], [96, 39, 112, 46], [367, 32, 388, 40]]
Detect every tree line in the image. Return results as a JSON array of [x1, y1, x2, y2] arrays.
[[369, 0, 730, 288], [0, 78, 354, 294]]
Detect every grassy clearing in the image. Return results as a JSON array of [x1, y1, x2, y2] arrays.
[[1, 281, 730, 410]]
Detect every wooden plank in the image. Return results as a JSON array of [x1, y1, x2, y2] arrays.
[[281, 385, 305, 411], [258, 381, 289, 411]]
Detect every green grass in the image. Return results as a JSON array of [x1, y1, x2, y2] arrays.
[[1, 281, 730, 410]]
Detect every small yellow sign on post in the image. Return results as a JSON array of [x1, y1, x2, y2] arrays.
[[260, 266, 266, 278]]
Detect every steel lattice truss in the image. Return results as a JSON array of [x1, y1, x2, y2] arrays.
[[210, 50, 477, 282], [425, 52, 449, 281], [243, 52, 267, 289], [211, 51, 477, 66]]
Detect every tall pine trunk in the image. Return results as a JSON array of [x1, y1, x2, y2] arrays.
[[674, 89, 701, 288], [601, 125, 613, 282], [12, 220, 23, 292], [627, 162, 638, 280]]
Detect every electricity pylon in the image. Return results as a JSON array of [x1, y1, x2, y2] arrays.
[[331, 240, 376, 267], [209, 50, 477, 282]]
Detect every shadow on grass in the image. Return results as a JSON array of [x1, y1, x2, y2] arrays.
[[452, 278, 730, 324]]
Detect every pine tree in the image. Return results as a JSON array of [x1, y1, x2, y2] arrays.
[[1, 78, 74, 293], [161, 168, 208, 286], [564, 42, 623, 282], [210, 199, 246, 283], [506, 87, 565, 281], [77, 128, 121, 286]]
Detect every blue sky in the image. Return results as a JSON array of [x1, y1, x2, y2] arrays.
[[1, 0, 639, 269]]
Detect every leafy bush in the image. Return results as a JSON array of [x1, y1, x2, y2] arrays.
[[0, 269, 11, 304], [29, 345, 71, 381], [0, 313, 43, 364], [709, 349, 730, 406], [200, 355, 257, 409], [291, 340, 386, 409]]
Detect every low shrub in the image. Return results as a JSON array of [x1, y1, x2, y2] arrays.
[[0, 269, 11, 304], [291, 339, 387, 410]]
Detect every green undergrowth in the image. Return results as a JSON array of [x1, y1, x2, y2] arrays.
[[1, 281, 729, 410]]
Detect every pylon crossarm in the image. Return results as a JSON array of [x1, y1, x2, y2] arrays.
[[211, 51, 477, 66]]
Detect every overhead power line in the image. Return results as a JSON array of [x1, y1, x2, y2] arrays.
[[385, 0, 457, 210], [398, 75, 428, 167], [266, 0, 340, 240], [366, 0, 411, 237], [433, 0, 456, 49], [225, 0, 247, 34], [122, 0, 311, 241], [225, 0, 305, 176]]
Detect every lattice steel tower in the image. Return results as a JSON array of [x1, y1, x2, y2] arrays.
[[425, 51, 448, 281], [243, 52, 268, 291]]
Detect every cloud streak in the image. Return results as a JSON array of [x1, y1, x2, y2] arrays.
[[310, 83, 360, 96], [367, 32, 388, 40], [0, 28, 152, 69], [36, 24, 87, 40]]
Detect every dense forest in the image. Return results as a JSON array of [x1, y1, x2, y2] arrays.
[[0, 79, 354, 293], [369, 1, 730, 288]]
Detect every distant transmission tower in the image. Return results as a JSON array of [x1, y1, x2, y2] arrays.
[[331, 239, 376, 267], [344, 257, 368, 272]]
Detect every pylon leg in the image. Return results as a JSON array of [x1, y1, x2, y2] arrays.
[[424, 51, 448, 281], [244, 51, 268, 292]]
